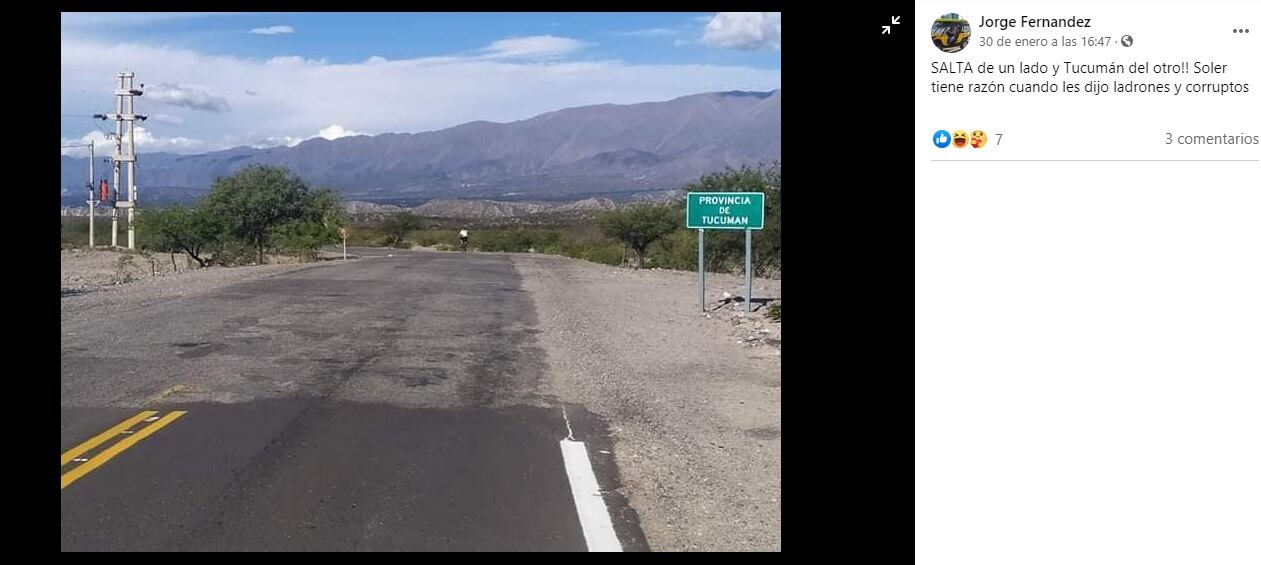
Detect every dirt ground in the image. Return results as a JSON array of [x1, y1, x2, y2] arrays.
[[511, 254, 781, 551]]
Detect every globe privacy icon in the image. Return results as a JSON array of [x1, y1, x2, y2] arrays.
[[933, 130, 951, 148]]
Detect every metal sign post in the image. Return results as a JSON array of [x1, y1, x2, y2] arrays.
[[339, 227, 349, 259], [745, 229, 752, 313], [698, 229, 705, 312], [686, 192, 765, 314]]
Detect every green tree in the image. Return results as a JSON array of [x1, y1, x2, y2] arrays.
[[597, 203, 681, 269], [273, 187, 346, 258], [379, 212, 423, 248], [201, 165, 343, 263], [685, 161, 780, 277], [135, 206, 222, 267], [647, 228, 698, 270]]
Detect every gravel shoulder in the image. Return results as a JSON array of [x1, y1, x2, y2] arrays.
[[511, 253, 781, 551]]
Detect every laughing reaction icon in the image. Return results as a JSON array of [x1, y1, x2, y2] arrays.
[[952, 130, 968, 148]]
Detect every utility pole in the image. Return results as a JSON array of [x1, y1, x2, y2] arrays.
[[60, 141, 98, 247], [87, 141, 94, 247], [94, 71, 146, 250]]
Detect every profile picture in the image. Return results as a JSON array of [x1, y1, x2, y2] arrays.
[[931, 13, 971, 53]]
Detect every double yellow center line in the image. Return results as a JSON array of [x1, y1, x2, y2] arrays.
[[61, 410, 187, 489]]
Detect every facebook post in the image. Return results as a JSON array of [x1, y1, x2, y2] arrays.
[[916, 1, 1259, 563]]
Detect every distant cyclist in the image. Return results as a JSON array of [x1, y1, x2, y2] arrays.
[[459, 229, 469, 252]]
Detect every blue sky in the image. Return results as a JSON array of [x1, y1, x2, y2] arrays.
[[61, 12, 781, 155]]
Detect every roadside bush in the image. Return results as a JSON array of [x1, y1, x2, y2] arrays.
[[112, 254, 137, 284], [61, 218, 112, 248], [596, 203, 681, 269], [272, 218, 332, 261], [647, 228, 697, 271], [411, 231, 446, 247], [135, 207, 221, 267], [345, 223, 385, 247], [471, 228, 562, 253], [578, 243, 624, 266], [210, 240, 256, 266], [379, 212, 423, 247], [61, 218, 85, 247]]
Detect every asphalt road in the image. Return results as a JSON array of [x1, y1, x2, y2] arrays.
[[61, 248, 645, 551]]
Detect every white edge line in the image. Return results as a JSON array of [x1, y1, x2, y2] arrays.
[[560, 439, 623, 552]]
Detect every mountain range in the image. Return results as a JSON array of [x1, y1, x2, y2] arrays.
[[60, 89, 780, 206]]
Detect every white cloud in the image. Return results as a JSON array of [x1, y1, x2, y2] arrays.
[[146, 82, 231, 112], [60, 130, 116, 157], [702, 12, 781, 51], [266, 55, 326, 66], [61, 126, 204, 156], [60, 37, 780, 154], [316, 125, 363, 140], [250, 135, 304, 148], [246, 125, 364, 149], [479, 35, 590, 59], [250, 25, 294, 35], [150, 113, 185, 125]]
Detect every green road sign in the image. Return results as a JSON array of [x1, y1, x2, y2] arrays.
[[686, 192, 765, 230]]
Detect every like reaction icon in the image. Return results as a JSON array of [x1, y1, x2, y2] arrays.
[[933, 130, 951, 148]]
